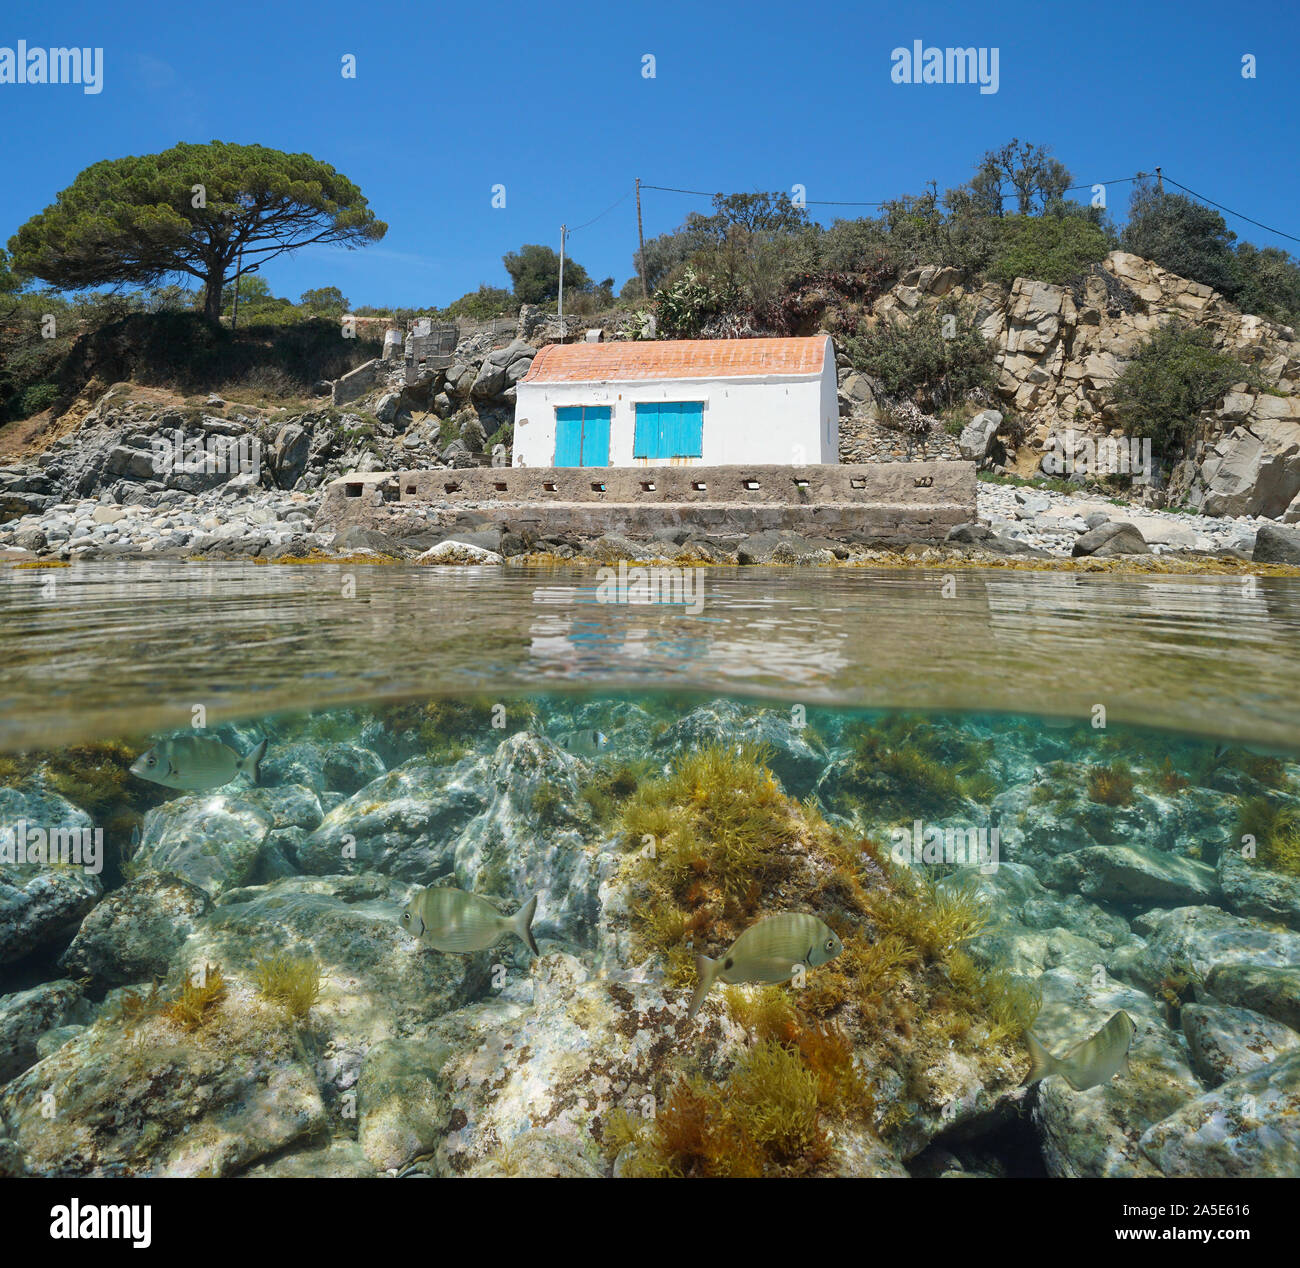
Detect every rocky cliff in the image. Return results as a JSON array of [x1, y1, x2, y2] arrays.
[[839, 251, 1300, 519]]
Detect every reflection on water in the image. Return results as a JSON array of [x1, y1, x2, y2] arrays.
[[1, 561, 1299, 752]]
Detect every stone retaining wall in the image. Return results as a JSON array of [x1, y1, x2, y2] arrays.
[[315, 460, 976, 546]]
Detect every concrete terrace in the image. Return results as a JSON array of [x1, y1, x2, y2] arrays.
[[315, 460, 977, 547]]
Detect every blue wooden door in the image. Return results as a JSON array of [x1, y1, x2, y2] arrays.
[[633, 402, 704, 459], [554, 406, 610, 466]]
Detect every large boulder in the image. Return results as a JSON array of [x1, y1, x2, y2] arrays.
[[0, 977, 326, 1176], [1045, 844, 1218, 907], [357, 1037, 454, 1172], [447, 732, 619, 943], [59, 872, 211, 988], [133, 793, 273, 897], [0, 787, 103, 965], [1180, 1003, 1300, 1087], [1111, 906, 1300, 996], [1217, 847, 1300, 929], [1203, 962, 1300, 1032], [1071, 521, 1151, 557], [415, 540, 503, 566], [0, 979, 86, 1083], [1198, 420, 1300, 518], [298, 753, 490, 880], [1029, 968, 1202, 1178], [651, 699, 829, 800], [176, 874, 476, 1092], [1138, 1050, 1300, 1176], [270, 423, 310, 489], [1253, 522, 1300, 566], [422, 953, 740, 1177], [957, 410, 1002, 462]]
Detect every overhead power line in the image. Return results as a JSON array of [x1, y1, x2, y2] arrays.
[[1160, 175, 1300, 246], [567, 189, 633, 232]]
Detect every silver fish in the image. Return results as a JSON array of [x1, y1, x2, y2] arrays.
[[1023, 1010, 1135, 1091], [689, 911, 843, 1019], [401, 886, 539, 955], [129, 735, 267, 791], [554, 728, 608, 758]]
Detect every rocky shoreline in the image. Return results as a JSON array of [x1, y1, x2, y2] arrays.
[[3, 478, 1299, 571]]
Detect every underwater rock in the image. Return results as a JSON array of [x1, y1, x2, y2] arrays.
[[468, 1127, 606, 1177], [0, 978, 326, 1176], [952, 862, 1134, 973], [35, 1024, 86, 1060], [1138, 1049, 1300, 1176], [653, 700, 828, 799], [1110, 905, 1300, 995], [1180, 1003, 1300, 1086], [177, 874, 475, 1101], [357, 1037, 454, 1172], [1203, 963, 1300, 1032], [1217, 847, 1300, 931], [59, 871, 210, 988], [1003, 777, 1220, 864], [0, 787, 103, 965], [321, 743, 387, 796], [245, 782, 325, 833], [0, 1136, 27, 1177], [261, 740, 384, 801], [424, 952, 739, 1177], [252, 828, 306, 884], [134, 792, 272, 897], [1045, 844, 1218, 907], [298, 754, 490, 881], [242, 1135, 377, 1177], [449, 731, 619, 945], [1029, 967, 1202, 1178], [0, 978, 86, 1083], [260, 740, 332, 795]]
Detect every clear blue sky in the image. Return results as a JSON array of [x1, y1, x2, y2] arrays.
[[2, 0, 1296, 309]]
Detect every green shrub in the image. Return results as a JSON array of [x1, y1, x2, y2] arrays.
[[17, 381, 58, 416], [842, 300, 994, 411], [652, 267, 740, 339], [1112, 321, 1253, 460], [989, 213, 1112, 285]]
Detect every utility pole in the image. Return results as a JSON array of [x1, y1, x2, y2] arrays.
[[557, 224, 567, 344], [635, 177, 648, 299], [1155, 166, 1163, 196]]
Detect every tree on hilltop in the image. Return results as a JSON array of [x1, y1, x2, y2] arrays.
[[7, 141, 386, 324], [503, 243, 592, 304]]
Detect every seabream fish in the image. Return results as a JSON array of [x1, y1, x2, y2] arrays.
[[1023, 1009, 1136, 1091], [554, 728, 608, 758], [129, 735, 267, 792], [401, 886, 539, 955], [689, 912, 843, 1019]]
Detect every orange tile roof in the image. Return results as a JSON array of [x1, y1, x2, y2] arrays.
[[521, 336, 828, 384]]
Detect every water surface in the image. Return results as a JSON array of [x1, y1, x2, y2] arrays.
[[2, 562, 1298, 752]]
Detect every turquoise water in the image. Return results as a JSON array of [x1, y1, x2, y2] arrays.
[[1, 564, 1299, 1177]]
